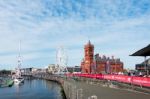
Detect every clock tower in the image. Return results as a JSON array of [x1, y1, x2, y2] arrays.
[[81, 40, 94, 73]]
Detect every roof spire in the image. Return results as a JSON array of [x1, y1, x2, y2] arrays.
[[88, 40, 91, 45]]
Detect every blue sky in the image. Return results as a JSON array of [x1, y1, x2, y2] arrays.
[[0, 0, 150, 70]]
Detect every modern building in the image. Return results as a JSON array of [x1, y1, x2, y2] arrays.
[[130, 44, 150, 75], [20, 68, 32, 75], [32, 68, 47, 74], [135, 58, 150, 73], [67, 66, 81, 73], [81, 41, 124, 74]]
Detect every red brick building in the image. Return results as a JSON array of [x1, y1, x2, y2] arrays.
[[81, 40, 94, 74], [81, 41, 123, 74]]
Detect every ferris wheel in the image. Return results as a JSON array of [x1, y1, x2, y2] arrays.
[[56, 46, 68, 74]]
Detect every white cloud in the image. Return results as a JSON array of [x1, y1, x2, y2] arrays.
[[0, 0, 150, 69]]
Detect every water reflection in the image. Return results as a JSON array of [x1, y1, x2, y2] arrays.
[[0, 79, 63, 99]]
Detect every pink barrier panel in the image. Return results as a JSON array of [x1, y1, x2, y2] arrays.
[[132, 77, 150, 87], [67, 74, 150, 87], [66, 73, 73, 77], [103, 75, 150, 87], [114, 75, 132, 83], [103, 75, 132, 83], [89, 74, 96, 78], [96, 74, 103, 79], [86, 74, 91, 78], [103, 75, 115, 80]]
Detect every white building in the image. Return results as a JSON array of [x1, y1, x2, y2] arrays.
[[47, 64, 58, 74]]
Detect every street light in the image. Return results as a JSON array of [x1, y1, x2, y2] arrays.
[[115, 59, 117, 74]]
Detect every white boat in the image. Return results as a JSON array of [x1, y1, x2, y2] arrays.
[[13, 67, 24, 85], [14, 77, 24, 85], [13, 40, 24, 85]]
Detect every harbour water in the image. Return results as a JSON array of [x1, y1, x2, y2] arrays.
[[0, 79, 64, 99]]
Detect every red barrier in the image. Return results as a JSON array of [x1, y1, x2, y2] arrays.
[[132, 77, 150, 87], [103, 75, 114, 80], [96, 74, 103, 79], [103, 75, 150, 87], [65, 73, 150, 87], [114, 75, 132, 83]]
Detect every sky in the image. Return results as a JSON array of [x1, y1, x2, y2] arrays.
[[0, 0, 150, 70]]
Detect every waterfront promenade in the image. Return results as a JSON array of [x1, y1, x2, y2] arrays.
[[33, 73, 150, 99], [64, 78, 150, 99]]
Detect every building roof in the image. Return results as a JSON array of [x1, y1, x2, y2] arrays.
[[85, 40, 94, 47], [88, 40, 91, 45], [141, 58, 150, 64], [130, 44, 150, 56]]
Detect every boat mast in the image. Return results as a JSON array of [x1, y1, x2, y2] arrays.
[[18, 40, 21, 69], [16, 40, 22, 77]]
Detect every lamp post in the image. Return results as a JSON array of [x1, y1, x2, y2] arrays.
[[144, 56, 149, 75], [115, 59, 117, 74], [144, 56, 146, 75]]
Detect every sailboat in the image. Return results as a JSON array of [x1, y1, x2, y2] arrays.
[[13, 68, 24, 85], [13, 41, 24, 85]]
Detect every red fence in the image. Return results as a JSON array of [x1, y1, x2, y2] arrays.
[[65, 73, 150, 87], [132, 77, 150, 87]]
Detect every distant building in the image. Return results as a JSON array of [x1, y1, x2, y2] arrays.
[[135, 58, 150, 73], [95, 54, 123, 74], [47, 64, 56, 74], [32, 68, 47, 74], [20, 68, 32, 75], [32, 68, 38, 74], [67, 66, 81, 73], [81, 41, 124, 74]]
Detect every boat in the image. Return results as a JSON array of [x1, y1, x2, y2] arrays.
[[0, 78, 14, 88], [13, 40, 24, 85], [7, 79, 14, 87], [14, 77, 24, 85], [13, 64, 24, 85]]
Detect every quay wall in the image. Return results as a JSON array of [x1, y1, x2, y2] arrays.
[[32, 74, 150, 99]]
